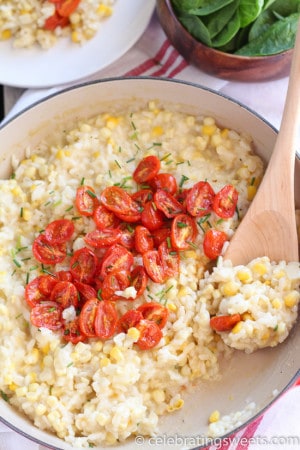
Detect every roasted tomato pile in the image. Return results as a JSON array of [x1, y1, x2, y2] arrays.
[[44, 0, 81, 31], [25, 155, 238, 349]]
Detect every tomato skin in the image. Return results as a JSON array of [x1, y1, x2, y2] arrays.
[[63, 316, 87, 344], [210, 314, 241, 332], [149, 173, 178, 195], [100, 244, 134, 280], [73, 281, 97, 305], [141, 201, 165, 231], [134, 225, 154, 254], [56, 270, 73, 282], [142, 250, 167, 284], [69, 247, 98, 283], [93, 205, 120, 230], [136, 319, 163, 350], [133, 155, 161, 184], [30, 301, 63, 331], [137, 302, 168, 329], [37, 274, 58, 297], [57, 0, 81, 17], [50, 281, 78, 309], [32, 234, 67, 265], [186, 181, 215, 217], [94, 301, 118, 339], [154, 190, 184, 218], [131, 189, 153, 206], [25, 276, 46, 308], [151, 227, 171, 248], [84, 228, 120, 248], [130, 265, 148, 299], [171, 213, 198, 250], [117, 224, 135, 250], [213, 184, 239, 218], [158, 241, 180, 278], [43, 11, 69, 30], [117, 309, 143, 333], [45, 219, 74, 244], [76, 185, 98, 217], [101, 271, 130, 301], [79, 298, 99, 337], [203, 228, 227, 260], [100, 186, 141, 223]]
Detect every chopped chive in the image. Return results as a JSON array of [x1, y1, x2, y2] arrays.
[[0, 390, 9, 402], [80, 177, 85, 185], [71, 216, 82, 221], [187, 241, 198, 249], [126, 157, 136, 163], [235, 205, 240, 220], [165, 285, 173, 294], [160, 153, 172, 161], [87, 190, 97, 198], [166, 236, 171, 248], [250, 177, 256, 186], [114, 160, 121, 169], [118, 146, 122, 153], [67, 362, 73, 368], [127, 224, 134, 233], [48, 307, 56, 312], [20, 207, 23, 218], [13, 259, 21, 268], [176, 161, 184, 166], [179, 174, 189, 188], [151, 201, 157, 211], [26, 272, 30, 284], [15, 313, 23, 319], [131, 121, 137, 130], [177, 221, 187, 228], [108, 170, 112, 178], [65, 205, 73, 212], [97, 289, 103, 300], [44, 201, 51, 207]]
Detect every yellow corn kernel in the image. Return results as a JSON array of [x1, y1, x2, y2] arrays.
[[106, 116, 119, 129], [262, 329, 270, 340], [152, 125, 163, 137], [264, 280, 271, 286], [127, 327, 140, 341], [27, 347, 39, 364], [178, 286, 188, 297], [29, 372, 37, 382], [168, 398, 184, 412], [110, 346, 124, 362], [71, 31, 81, 43], [237, 270, 252, 283], [93, 341, 103, 352], [272, 298, 281, 309], [152, 389, 165, 403], [274, 270, 285, 279], [41, 343, 50, 355], [221, 281, 240, 296], [221, 128, 228, 138], [242, 312, 254, 321], [209, 410, 220, 423], [100, 357, 110, 367], [107, 137, 115, 147], [184, 250, 197, 259], [97, 4, 113, 15], [167, 302, 177, 312], [96, 412, 108, 426], [55, 149, 65, 159], [1, 29, 12, 40], [284, 291, 299, 308], [247, 185, 257, 201], [21, 208, 31, 221], [202, 125, 216, 136], [252, 262, 267, 276], [16, 386, 27, 397], [105, 432, 117, 445], [9, 382, 18, 391], [231, 321, 243, 334], [93, 151, 101, 158]]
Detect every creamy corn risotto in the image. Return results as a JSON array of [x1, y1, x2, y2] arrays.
[[0, 102, 299, 448], [0, 0, 115, 49]]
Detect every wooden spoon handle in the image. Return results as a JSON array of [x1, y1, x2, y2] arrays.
[[224, 22, 300, 265]]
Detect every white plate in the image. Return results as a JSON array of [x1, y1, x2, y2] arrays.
[[0, 0, 155, 88]]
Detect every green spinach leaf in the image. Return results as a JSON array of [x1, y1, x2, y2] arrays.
[[178, 13, 212, 46], [204, 0, 239, 38], [187, 0, 234, 16], [238, 0, 265, 28], [211, 10, 241, 47], [248, 9, 277, 41]]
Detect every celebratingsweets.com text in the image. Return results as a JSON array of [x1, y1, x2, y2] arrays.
[[134, 433, 300, 448]]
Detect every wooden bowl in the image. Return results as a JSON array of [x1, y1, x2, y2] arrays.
[[156, 0, 293, 82]]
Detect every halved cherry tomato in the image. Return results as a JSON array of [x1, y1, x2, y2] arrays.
[[210, 314, 241, 332], [117, 309, 143, 333], [38, 274, 58, 297], [76, 185, 98, 217], [30, 301, 63, 331], [100, 244, 134, 280], [94, 301, 118, 339], [131, 189, 153, 206], [57, 0, 81, 17], [117, 224, 135, 250], [203, 228, 227, 260], [43, 11, 69, 30], [151, 227, 171, 248], [171, 213, 198, 250], [149, 173, 178, 195], [32, 234, 67, 265], [213, 184, 238, 218], [134, 225, 154, 254], [137, 302, 168, 329], [100, 186, 141, 223], [154, 190, 184, 218], [63, 316, 87, 344], [25, 276, 47, 308], [143, 250, 167, 284], [70, 247, 98, 283], [79, 298, 99, 337], [130, 265, 148, 299], [101, 271, 130, 301], [133, 155, 160, 184], [159, 241, 180, 278], [50, 281, 78, 309], [141, 201, 165, 231], [186, 181, 215, 217], [93, 204, 120, 230], [55, 270, 73, 282], [84, 228, 120, 248], [136, 319, 163, 350], [73, 281, 97, 306], [45, 219, 74, 244]]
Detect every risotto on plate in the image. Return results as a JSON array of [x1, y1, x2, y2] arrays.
[[0, 101, 299, 447], [0, 0, 115, 49]]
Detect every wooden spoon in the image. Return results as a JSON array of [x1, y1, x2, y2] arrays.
[[224, 23, 300, 266]]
